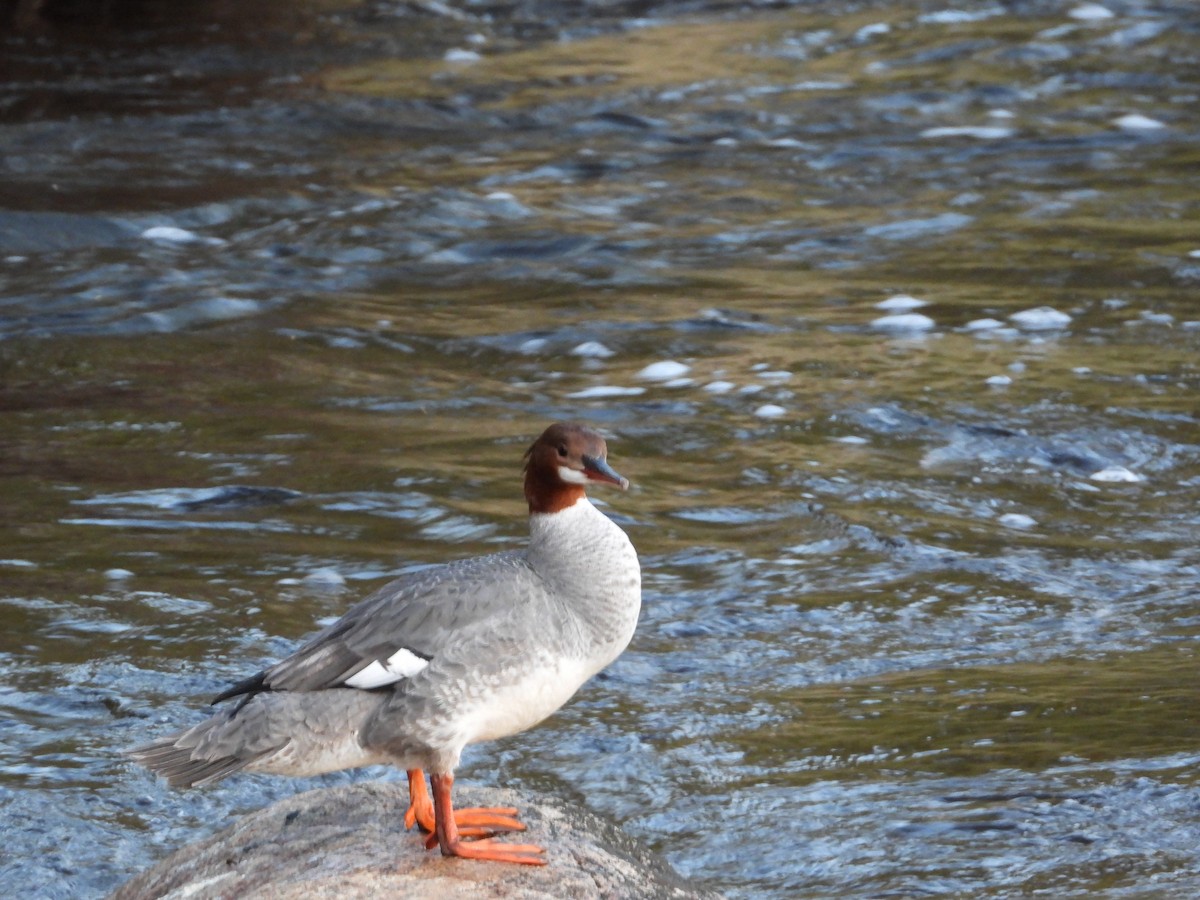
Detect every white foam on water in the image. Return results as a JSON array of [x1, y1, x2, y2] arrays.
[[571, 341, 615, 358], [1090, 466, 1144, 483], [1069, 3, 1114, 20], [876, 294, 927, 312], [566, 385, 646, 399], [964, 318, 1005, 331], [1009, 307, 1071, 330], [1114, 113, 1165, 131], [921, 126, 1014, 140], [637, 360, 691, 381], [872, 312, 936, 332], [998, 513, 1037, 529]]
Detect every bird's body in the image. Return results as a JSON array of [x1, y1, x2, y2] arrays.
[[129, 423, 640, 865]]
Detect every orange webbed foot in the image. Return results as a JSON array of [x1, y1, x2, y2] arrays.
[[435, 835, 547, 866], [406, 769, 525, 839], [428, 771, 548, 866]]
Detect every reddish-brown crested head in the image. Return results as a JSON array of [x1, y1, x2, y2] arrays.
[[523, 422, 629, 514]]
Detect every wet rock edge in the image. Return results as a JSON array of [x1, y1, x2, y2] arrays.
[[109, 781, 721, 899]]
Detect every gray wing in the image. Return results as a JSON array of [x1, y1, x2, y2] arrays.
[[215, 550, 538, 701]]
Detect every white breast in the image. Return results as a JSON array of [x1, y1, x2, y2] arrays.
[[457, 655, 598, 745]]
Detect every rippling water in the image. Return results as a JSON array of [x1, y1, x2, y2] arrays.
[[2, 0, 1199, 897]]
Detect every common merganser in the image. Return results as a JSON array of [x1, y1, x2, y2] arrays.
[[128, 422, 641, 866]]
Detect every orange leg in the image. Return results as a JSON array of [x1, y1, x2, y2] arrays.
[[405, 768, 436, 832], [404, 768, 526, 840], [430, 771, 547, 865]]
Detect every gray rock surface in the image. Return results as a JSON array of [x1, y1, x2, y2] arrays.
[[111, 781, 721, 899]]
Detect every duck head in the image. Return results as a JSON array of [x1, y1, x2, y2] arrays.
[[523, 422, 628, 514]]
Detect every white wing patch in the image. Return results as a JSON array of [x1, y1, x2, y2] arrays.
[[343, 647, 430, 689]]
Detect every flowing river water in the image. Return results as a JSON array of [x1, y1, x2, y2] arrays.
[[2, 0, 1199, 896]]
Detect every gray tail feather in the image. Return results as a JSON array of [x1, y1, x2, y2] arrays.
[[126, 737, 276, 789], [126, 688, 386, 788], [125, 699, 287, 789]]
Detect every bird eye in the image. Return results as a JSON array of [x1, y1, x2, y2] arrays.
[[557, 444, 568, 457]]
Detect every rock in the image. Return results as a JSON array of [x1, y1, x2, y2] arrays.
[[110, 781, 720, 900]]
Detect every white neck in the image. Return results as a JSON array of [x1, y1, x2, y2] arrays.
[[527, 497, 636, 579], [525, 495, 641, 653]]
